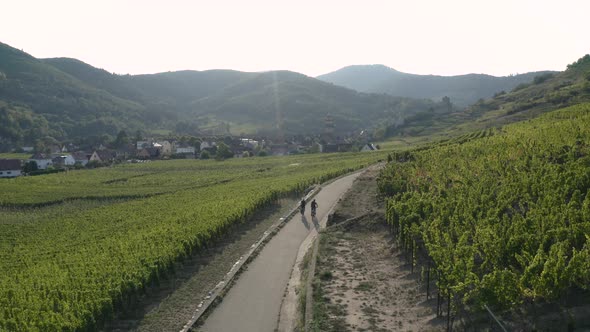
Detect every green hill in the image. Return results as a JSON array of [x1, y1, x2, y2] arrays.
[[44, 58, 252, 110], [378, 55, 590, 146], [0, 42, 146, 148], [459, 55, 590, 127], [44, 57, 254, 132], [46, 58, 444, 138], [4, 39, 585, 151], [0, 41, 447, 150], [317, 64, 555, 107], [191, 70, 443, 136]]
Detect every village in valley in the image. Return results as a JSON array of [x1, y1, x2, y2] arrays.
[[0, 116, 379, 178]]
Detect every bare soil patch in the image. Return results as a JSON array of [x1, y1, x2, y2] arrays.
[[311, 167, 444, 331]]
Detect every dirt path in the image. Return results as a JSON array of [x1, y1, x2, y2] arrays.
[[310, 167, 444, 331], [198, 172, 362, 332]]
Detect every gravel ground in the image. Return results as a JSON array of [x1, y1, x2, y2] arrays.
[[311, 167, 444, 332]]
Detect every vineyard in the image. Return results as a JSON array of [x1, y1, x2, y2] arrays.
[[379, 103, 590, 325], [0, 152, 385, 331]]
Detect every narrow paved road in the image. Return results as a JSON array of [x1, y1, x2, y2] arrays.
[[199, 172, 361, 332]]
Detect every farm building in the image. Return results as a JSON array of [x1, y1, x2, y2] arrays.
[[0, 159, 22, 178], [176, 146, 196, 155], [29, 153, 53, 170]]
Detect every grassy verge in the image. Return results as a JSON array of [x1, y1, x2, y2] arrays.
[[309, 231, 349, 332]]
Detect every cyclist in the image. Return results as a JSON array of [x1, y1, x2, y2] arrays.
[[311, 199, 318, 216]]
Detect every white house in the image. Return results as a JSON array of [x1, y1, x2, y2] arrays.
[[200, 141, 217, 151], [240, 138, 259, 150], [176, 146, 195, 154], [158, 140, 174, 156], [0, 159, 22, 178], [71, 152, 90, 166], [29, 153, 53, 170], [64, 155, 76, 165], [136, 141, 151, 150]]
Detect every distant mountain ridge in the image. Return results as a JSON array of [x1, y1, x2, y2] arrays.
[[0, 41, 446, 149], [375, 54, 590, 141], [317, 64, 556, 107], [41, 59, 444, 137], [1, 40, 582, 152]]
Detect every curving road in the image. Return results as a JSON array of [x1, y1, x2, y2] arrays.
[[199, 171, 361, 332]]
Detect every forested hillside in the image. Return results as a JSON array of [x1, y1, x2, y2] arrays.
[[190, 70, 439, 136], [317, 64, 554, 107], [3, 38, 587, 153], [44, 57, 253, 119], [46, 58, 442, 138], [378, 55, 590, 142], [0, 43, 145, 148], [0, 41, 445, 150], [378, 102, 590, 328], [462, 54, 590, 127]]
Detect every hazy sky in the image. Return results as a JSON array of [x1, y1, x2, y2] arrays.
[[2, 0, 588, 77]]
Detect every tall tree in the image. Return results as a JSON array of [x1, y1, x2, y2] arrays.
[[114, 130, 129, 148]]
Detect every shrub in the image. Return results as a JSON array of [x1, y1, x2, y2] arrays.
[[512, 83, 530, 92], [533, 73, 554, 84], [319, 270, 333, 281], [493, 90, 506, 98]]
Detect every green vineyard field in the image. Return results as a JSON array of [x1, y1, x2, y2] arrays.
[[379, 103, 590, 316], [0, 152, 385, 331]]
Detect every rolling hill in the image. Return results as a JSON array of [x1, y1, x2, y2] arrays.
[[45, 59, 442, 138], [190, 70, 444, 136], [317, 64, 555, 107], [0, 43, 145, 148], [0, 41, 446, 150], [378, 54, 590, 145], [2, 39, 586, 152]]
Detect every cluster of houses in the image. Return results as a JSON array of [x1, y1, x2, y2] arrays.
[[21, 140, 202, 171], [0, 137, 378, 178]]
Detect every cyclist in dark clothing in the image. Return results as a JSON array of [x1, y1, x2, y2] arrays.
[[311, 199, 318, 216], [300, 199, 306, 214]]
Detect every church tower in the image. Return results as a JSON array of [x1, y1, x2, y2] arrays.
[[324, 114, 335, 141]]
